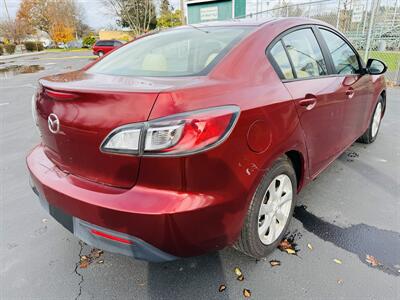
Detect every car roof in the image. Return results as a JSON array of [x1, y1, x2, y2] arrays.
[[186, 17, 327, 28]]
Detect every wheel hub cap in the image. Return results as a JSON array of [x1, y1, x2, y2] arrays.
[[371, 102, 382, 138], [258, 174, 293, 245]]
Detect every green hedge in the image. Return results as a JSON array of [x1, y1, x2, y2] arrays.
[[24, 41, 44, 52], [0, 45, 3, 56], [5, 44, 16, 54]]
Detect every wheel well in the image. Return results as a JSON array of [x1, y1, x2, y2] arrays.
[[285, 150, 303, 190]]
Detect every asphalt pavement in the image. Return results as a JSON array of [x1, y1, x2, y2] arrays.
[[1, 51, 399, 300]]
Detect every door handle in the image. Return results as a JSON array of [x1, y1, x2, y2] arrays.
[[299, 97, 317, 110], [346, 87, 355, 99]]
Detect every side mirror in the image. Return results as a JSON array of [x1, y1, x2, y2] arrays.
[[366, 58, 387, 75]]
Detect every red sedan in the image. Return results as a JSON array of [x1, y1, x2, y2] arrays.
[[28, 18, 387, 262]]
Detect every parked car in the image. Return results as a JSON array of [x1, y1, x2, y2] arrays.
[[28, 18, 386, 262], [92, 39, 124, 56]]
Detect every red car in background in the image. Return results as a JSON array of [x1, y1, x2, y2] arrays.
[[28, 18, 386, 262], [92, 40, 124, 56]]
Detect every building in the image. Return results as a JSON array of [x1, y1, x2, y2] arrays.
[[98, 30, 134, 41], [185, 0, 277, 24], [186, 0, 245, 24]]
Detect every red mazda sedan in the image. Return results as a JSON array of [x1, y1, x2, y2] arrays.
[[28, 18, 387, 262]]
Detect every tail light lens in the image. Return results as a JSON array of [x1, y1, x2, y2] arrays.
[[101, 105, 240, 156]]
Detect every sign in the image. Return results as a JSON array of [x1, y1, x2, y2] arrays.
[[200, 6, 219, 21], [352, 5, 364, 23]]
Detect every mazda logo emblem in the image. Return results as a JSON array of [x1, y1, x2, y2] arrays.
[[48, 113, 60, 134]]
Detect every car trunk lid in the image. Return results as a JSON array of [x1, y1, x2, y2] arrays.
[[35, 72, 164, 188]]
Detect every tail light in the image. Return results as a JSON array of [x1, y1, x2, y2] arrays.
[[101, 105, 240, 156]]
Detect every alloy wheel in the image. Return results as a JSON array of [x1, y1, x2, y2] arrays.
[[371, 102, 382, 138], [258, 174, 293, 245]]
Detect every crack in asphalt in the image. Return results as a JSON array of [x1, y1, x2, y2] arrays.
[[74, 240, 84, 300]]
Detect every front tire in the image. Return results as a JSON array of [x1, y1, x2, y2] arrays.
[[234, 155, 296, 259], [358, 97, 383, 144]]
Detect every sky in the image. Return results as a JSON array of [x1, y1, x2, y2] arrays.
[[1, 0, 180, 29]]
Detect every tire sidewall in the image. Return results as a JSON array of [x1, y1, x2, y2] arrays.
[[247, 158, 297, 257]]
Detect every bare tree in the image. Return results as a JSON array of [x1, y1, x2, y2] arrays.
[[103, 0, 157, 36]]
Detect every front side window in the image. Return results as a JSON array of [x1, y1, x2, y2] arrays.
[[282, 28, 327, 78], [88, 27, 252, 77], [320, 29, 360, 75], [270, 41, 294, 79]]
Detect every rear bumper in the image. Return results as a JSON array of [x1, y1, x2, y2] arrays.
[[31, 184, 177, 262], [27, 145, 244, 260]]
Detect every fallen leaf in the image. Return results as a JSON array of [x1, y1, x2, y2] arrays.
[[80, 255, 88, 262], [337, 279, 344, 285], [234, 267, 242, 277], [269, 260, 281, 267], [278, 239, 292, 250], [286, 248, 296, 255], [243, 289, 251, 298], [366, 255, 379, 267], [333, 259, 342, 265], [79, 260, 89, 269], [307, 243, 313, 250], [98, 260, 104, 264], [42, 218, 48, 223], [218, 284, 226, 292], [237, 274, 244, 281]]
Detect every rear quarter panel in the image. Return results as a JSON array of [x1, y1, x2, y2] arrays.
[[141, 21, 311, 248]]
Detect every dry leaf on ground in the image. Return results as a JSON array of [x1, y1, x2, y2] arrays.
[[79, 260, 89, 269], [307, 243, 313, 250], [366, 255, 380, 267], [278, 239, 292, 250], [269, 260, 281, 267], [234, 267, 242, 276], [237, 274, 244, 281], [333, 259, 342, 265], [286, 248, 296, 255], [337, 279, 344, 285], [219, 284, 226, 292], [243, 289, 251, 298]]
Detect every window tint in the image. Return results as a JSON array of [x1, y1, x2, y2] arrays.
[[88, 27, 251, 77], [282, 28, 327, 78], [270, 41, 294, 79], [96, 41, 113, 47], [320, 29, 360, 75]]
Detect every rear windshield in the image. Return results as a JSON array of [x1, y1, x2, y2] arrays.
[[87, 27, 252, 77]]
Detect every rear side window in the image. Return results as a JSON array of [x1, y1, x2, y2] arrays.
[[88, 27, 252, 77], [320, 29, 360, 75], [96, 41, 113, 47], [269, 41, 294, 79], [282, 28, 327, 78]]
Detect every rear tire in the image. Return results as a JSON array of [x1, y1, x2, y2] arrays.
[[98, 51, 104, 57], [234, 155, 296, 259], [357, 96, 384, 144]]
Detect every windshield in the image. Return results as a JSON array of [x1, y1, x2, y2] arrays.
[[87, 27, 252, 77]]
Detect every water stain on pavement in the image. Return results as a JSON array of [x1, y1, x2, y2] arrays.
[[0, 65, 44, 79], [294, 205, 400, 276]]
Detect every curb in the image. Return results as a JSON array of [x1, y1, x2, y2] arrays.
[[0, 51, 47, 61]]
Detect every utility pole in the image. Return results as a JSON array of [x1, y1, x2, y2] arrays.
[[180, 0, 185, 24], [364, 0, 378, 62], [336, 0, 341, 29]]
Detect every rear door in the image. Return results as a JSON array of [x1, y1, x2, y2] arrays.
[[317, 27, 374, 146], [268, 26, 346, 177]]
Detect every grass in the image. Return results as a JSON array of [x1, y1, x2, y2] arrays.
[[360, 51, 400, 72], [45, 48, 91, 53]]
